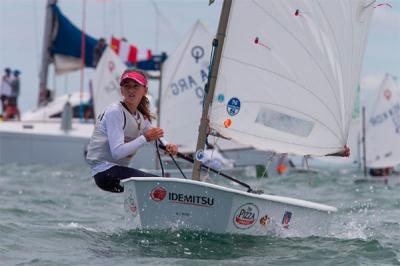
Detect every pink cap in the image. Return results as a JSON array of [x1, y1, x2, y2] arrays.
[[120, 71, 148, 87]]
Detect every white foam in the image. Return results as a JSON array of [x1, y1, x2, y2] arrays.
[[57, 222, 97, 232]]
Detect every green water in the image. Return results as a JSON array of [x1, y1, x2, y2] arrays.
[[0, 164, 399, 265]]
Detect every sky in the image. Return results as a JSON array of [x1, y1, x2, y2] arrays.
[[0, 0, 399, 112]]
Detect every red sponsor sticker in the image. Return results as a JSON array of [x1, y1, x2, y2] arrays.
[[150, 186, 167, 202]]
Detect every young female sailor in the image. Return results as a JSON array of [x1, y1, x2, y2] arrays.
[[86, 69, 178, 192]]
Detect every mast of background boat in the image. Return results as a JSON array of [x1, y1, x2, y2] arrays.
[[362, 106, 367, 177], [79, 0, 87, 121], [191, 0, 232, 180], [38, 0, 57, 106]]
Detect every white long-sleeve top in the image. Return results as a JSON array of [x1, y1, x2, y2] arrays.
[[86, 102, 152, 176]]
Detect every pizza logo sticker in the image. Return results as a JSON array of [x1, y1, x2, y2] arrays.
[[233, 203, 259, 229]]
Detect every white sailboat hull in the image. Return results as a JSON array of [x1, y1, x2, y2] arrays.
[[121, 177, 337, 236], [0, 121, 92, 165], [0, 121, 157, 167]]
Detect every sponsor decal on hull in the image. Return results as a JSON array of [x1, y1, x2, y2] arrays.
[[150, 186, 214, 207], [259, 214, 270, 227], [233, 203, 259, 229], [124, 189, 138, 217], [168, 192, 214, 207], [282, 211, 292, 229], [150, 186, 167, 202]]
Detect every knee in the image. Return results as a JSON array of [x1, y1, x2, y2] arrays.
[[94, 176, 124, 193]]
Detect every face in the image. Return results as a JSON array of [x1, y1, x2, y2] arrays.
[[121, 79, 147, 107]]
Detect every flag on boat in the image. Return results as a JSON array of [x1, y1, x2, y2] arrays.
[[110, 37, 138, 65]]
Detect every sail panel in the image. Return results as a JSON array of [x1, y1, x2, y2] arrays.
[[209, 0, 374, 156]]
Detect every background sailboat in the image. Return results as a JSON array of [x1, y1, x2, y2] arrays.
[[0, 1, 165, 166], [365, 74, 400, 173]]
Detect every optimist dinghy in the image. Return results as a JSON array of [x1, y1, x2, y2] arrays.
[[122, 0, 374, 236]]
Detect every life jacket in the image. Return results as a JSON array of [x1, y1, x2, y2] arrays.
[[86, 102, 144, 167]]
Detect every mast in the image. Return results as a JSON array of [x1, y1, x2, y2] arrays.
[[191, 0, 232, 180], [156, 63, 163, 170], [362, 106, 367, 177], [38, 0, 57, 106]]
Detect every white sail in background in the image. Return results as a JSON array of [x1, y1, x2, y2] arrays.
[[349, 85, 362, 163], [160, 21, 212, 153], [366, 74, 400, 168], [209, 0, 374, 156], [91, 47, 126, 117]]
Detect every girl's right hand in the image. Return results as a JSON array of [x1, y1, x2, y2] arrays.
[[144, 127, 164, 142]]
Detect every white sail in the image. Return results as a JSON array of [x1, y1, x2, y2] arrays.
[[366, 74, 400, 168], [91, 47, 126, 117], [209, 0, 374, 156], [160, 20, 213, 153]]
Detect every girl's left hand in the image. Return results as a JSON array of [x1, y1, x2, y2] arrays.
[[165, 144, 178, 156]]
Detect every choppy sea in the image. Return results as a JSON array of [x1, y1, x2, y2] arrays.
[[0, 163, 399, 265]]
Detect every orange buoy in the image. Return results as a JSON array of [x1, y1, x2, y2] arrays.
[[276, 164, 288, 175]]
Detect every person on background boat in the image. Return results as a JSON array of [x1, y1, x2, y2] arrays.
[[86, 69, 178, 193], [3, 93, 20, 121], [92, 38, 107, 67], [0, 68, 12, 116], [369, 167, 394, 177], [202, 142, 234, 170], [9, 70, 21, 118]]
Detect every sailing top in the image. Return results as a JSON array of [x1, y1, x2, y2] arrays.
[[86, 101, 151, 176]]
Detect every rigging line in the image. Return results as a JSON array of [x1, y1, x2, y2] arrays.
[[118, 0, 124, 38], [346, 0, 356, 134], [213, 124, 343, 153], [152, 0, 160, 53], [252, 0, 342, 123], [213, 99, 343, 144], [223, 56, 345, 142], [348, 0, 357, 138], [155, 140, 165, 177], [102, 0, 107, 37], [152, 1, 180, 41], [33, 0, 40, 75], [80, 0, 87, 121]]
